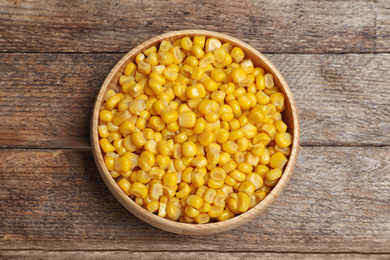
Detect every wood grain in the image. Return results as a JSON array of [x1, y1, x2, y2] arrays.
[[0, 0, 388, 54], [0, 53, 389, 148], [1, 147, 389, 252], [1, 251, 389, 260]]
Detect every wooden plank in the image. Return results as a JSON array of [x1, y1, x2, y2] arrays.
[[0, 0, 387, 54], [0, 147, 389, 253], [0, 251, 389, 260], [0, 53, 389, 148]]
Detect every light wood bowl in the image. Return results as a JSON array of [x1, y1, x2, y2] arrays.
[[91, 30, 300, 235]]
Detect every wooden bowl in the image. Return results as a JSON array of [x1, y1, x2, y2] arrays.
[[91, 30, 300, 235]]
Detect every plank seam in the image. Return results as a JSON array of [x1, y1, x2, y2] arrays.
[[0, 249, 389, 255]]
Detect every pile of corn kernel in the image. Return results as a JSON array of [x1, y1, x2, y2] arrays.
[[98, 35, 292, 224]]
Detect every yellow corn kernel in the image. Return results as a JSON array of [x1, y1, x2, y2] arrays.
[[178, 111, 196, 128], [264, 73, 274, 88], [100, 110, 113, 122], [138, 61, 152, 75], [159, 39, 173, 52], [238, 181, 256, 196], [260, 123, 276, 137], [199, 202, 211, 213], [159, 108, 178, 124], [206, 178, 223, 189], [117, 178, 131, 195], [129, 182, 148, 198], [192, 35, 205, 48], [192, 117, 205, 135], [107, 131, 121, 142], [250, 142, 264, 157], [192, 44, 204, 59], [134, 53, 145, 64], [198, 53, 215, 68], [230, 67, 246, 83], [145, 52, 158, 66], [208, 205, 224, 219], [236, 191, 249, 213], [211, 190, 225, 208], [233, 151, 244, 164], [112, 110, 131, 126], [158, 51, 174, 65], [200, 188, 215, 204], [260, 148, 270, 165], [270, 92, 285, 112], [121, 80, 136, 94], [128, 99, 145, 116], [185, 55, 198, 67], [228, 196, 240, 214], [198, 129, 214, 147], [180, 36, 192, 51], [123, 62, 137, 76], [206, 146, 221, 165], [253, 165, 268, 179], [275, 132, 292, 148], [270, 152, 288, 170], [229, 129, 244, 141], [186, 195, 203, 209], [131, 131, 147, 147], [148, 116, 165, 132], [135, 117, 146, 130], [185, 205, 200, 218], [253, 67, 265, 77], [212, 48, 226, 62], [209, 167, 226, 181], [203, 112, 218, 123], [115, 156, 131, 173], [117, 98, 133, 112], [98, 125, 109, 138], [230, 47, 245, 63], [153, 156, 168, 171], [166, 202, 182, 221], [274, 120, 287, 133], [236, 95, 251, 111], [217, 153, 229, 167], [222, 140, 238, 154], [143, 45, 157, 56], [171, 132, 186, 144], [181, 141, 196, 157], [149, 71, 166, 85], [104, 155, 115, 171], [136, 170, 151, 184], [266, 168, 283, 182], [223, 174, 235, 188], [146, 201, 159, 213], [252, 133, 270, 146], [176, 182, 191, 199], [230, 169, 246, 182], [223, 160, 237, 173], [275, 145, 291, 156], [236, 137, 249, 152], [163, 172, 177, 188], [157, 201, 167, 218], [252, 190, 267, 205], [227, 100, 240, 116], [99, 138, 115, 153], [191, 171, 204, 188], [237, 162, 253, 174], [210, 69, 226, 82]]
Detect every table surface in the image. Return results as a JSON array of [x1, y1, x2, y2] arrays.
[[1, 0, 389, 259]]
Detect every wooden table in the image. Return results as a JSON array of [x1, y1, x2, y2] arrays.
[[1, 0, 389, 259]]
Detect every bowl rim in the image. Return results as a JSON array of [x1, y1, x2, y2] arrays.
[[91, 29, 300, 235]]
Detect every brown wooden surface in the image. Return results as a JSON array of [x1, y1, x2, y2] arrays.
[[1, 0, 389, 258]]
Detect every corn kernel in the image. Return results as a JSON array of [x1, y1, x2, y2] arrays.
[[275, 132, 292, 148]]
